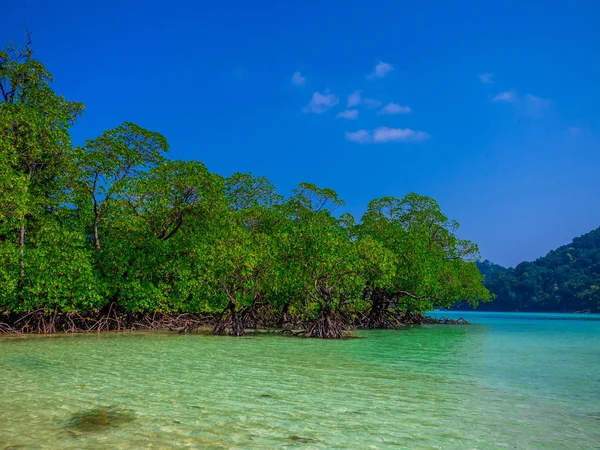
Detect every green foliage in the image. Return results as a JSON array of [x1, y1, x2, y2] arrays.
[[283, 184, 365, 318], [70, 121, 168, 250], [1, 34, 84, 296], [225, 172, 283, 211], [359, 194, 491, 315], [17, 220, 103, 312], [475, 227, 600, 312], [0, 35, 492, 335], [119, 159, 221, 240]]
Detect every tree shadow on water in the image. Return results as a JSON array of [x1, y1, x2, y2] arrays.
[[65, 406, 136, 434]]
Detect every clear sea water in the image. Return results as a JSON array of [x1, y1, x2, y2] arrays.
[[1, 311, 599, 449]]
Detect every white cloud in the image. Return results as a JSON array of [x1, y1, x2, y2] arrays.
[[346, 127, 430, 143], [291, 71, 306, 86], [348, 90, 362, 107], [493, 91, 517, 102], [346, 90, 381, 108], [379, 102, 411, 115], [373, 127, 429, 142], [480, 73, 494, 83], [493, 91, 552, 118], [345, 130, 371, 143], [367, 61, 394, 80], [336, 109, 359, 120], [303, 91, 339, 114]]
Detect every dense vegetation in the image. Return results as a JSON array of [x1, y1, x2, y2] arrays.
[[470, 228, 600, 313], [0, 36, 491, 337]]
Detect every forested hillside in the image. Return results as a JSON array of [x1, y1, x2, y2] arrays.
[[473, 228, 600, 312], [0, 36, 491, 337]]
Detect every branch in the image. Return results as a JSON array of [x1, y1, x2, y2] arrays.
[[0, 82, 8, 102], [24, 26, 33, 61], [162, 217, 184, 241]]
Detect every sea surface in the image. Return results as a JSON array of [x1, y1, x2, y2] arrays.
[[1, 311, 599, 449]]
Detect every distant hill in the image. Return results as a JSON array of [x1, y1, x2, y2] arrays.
[[463, 227, 600, 312]]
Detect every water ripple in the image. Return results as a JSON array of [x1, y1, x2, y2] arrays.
[[1, 318, 599, 449]]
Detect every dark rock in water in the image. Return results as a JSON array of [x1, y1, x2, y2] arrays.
[[258, 394, 274, 398], [289, 435, 319, 443], [173, 420, 181, 424], [65, 407, 135, 433], [351, 411, 366, 415]]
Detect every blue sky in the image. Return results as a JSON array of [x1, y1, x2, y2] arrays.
[[4, 0, 600, 267]]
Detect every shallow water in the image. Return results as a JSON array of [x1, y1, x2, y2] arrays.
[[1, 312, 599, 449]]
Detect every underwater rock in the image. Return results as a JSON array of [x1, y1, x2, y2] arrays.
[[65, 406, 135, 433]]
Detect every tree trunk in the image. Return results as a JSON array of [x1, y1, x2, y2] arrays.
[[367, 288, 390, 328], [212, 297, 245, 336], [304, 307, 352, 339], [278, 301, 291, 327], [229, 302, 244, 336], [93, 210, 101, 250], [305, 284, 354, 338]]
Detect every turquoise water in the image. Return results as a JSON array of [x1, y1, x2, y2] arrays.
[[1, 312, 599, 449]]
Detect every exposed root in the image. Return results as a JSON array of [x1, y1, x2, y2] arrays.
[[303, 309, 356, 339], [89, 302, 124, 332], [358, 308, 406, 329], [0, 307, 468, 337], [0, 321, 20, 334], [212, 310, 245, 336], [211, 301, 289, 336], [279, 311, 302, 332], [0, 308, 212, 335]]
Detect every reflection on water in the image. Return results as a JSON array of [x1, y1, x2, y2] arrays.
[[0, 313, 599, 449]]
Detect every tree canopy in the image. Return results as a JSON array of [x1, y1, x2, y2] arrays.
[[0, 35, 491, 337], [471, 227, 600, 313]]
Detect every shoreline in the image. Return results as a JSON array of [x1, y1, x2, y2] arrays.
[[0, 309, 468, 337]]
